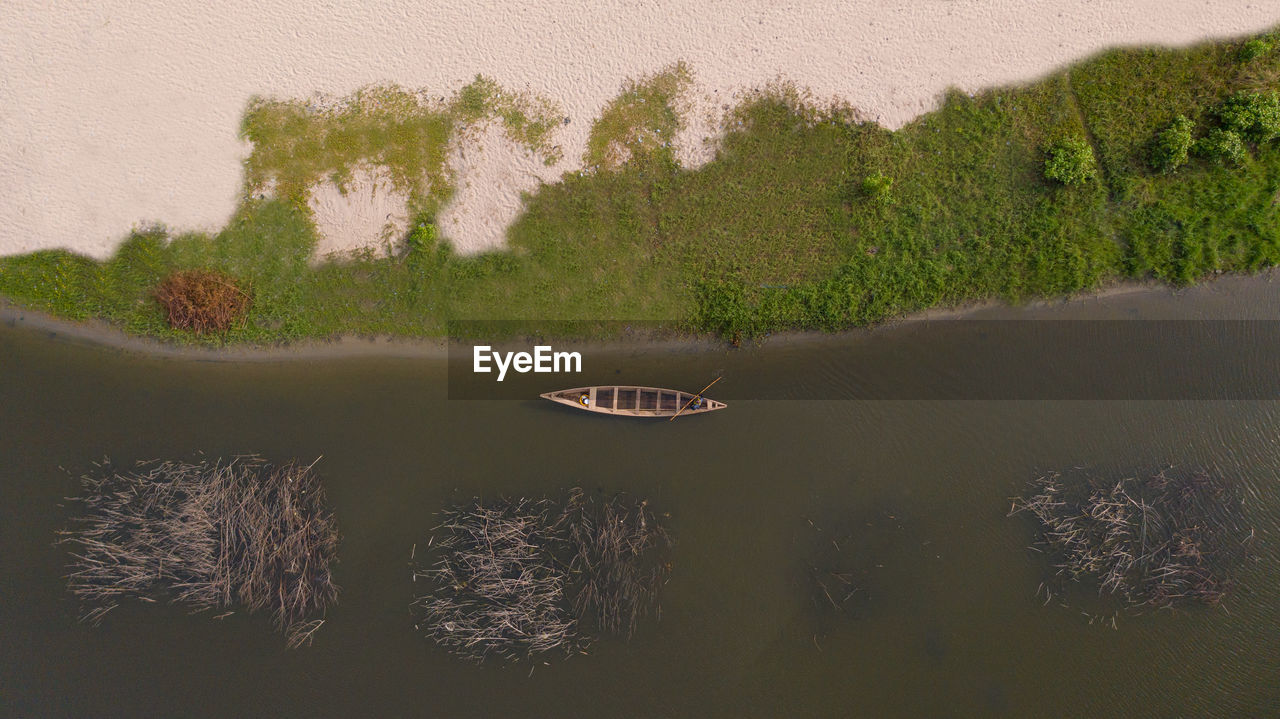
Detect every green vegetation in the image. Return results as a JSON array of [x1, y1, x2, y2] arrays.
[[1148, 115, 1195, 173], [1215, 90, 1280, 142], [240, 78, 560, 214], [1240, 37, 1273, 63], [1042, 136, 1098, 185], [1195, 127, 1249, 166], [859, 172, 894, 205], [3, 29, 1280, 344], [584, 62, 691, 170]]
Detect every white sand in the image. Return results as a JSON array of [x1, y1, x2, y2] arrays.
[[306, 165, 410, 260], [2, 1, 1277, 260], [437, 121, 563, 255]]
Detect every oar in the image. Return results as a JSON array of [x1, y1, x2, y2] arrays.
[[669, 376, 722, 421]]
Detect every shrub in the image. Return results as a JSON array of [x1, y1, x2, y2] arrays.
[[1239, 37, 1273, 62], [153, 269, 251, 334], [1215, 90, 1280, 143], [1194, 128, 1248, 166], [859, 172, 894, 205], [406, 220, 438, 253], [1042, 136, 1097, 185], [1148, 115, 1195, 173]]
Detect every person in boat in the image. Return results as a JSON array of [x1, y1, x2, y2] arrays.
[[579, 393, 590, 406], [690, 396, 704, 410]]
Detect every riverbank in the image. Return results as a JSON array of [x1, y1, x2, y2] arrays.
[[6, 271, 1278, 364]]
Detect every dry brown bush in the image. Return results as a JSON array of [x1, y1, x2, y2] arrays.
[[153, 269, 250, 333]]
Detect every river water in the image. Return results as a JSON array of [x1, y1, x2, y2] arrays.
[[2, 278, 1278, 717]]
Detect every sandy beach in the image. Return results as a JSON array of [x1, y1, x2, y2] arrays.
[[2, 1, 1278, 259]]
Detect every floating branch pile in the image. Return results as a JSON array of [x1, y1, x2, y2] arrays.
[[563, 488, 672, 638], [412, 498, 577, 662], [62, 457, 339, 647], [413, 489, 673, 663], [1010, 468, 1251, 609]]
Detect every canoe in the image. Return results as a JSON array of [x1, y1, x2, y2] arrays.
[[540, 386, 727, 417]]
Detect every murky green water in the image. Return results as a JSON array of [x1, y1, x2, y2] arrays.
[[2, 279, 1279, 717]]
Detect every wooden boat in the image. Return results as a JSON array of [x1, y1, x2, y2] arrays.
[[540, 386, 726, 418]]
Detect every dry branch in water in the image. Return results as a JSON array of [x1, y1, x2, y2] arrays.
[[562, 488, 672, 639], [153, 269, 251, 334], [412, 497, 576, 662], [412, 489, 673, 663], [1010, 468, 1251, 610], [61, 457, 339, 647]]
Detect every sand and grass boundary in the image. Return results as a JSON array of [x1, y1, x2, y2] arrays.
[[2, 27, 1280, 346]]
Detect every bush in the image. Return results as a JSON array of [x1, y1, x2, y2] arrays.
[[406, 220, 438, 253], [1239, 38, 1273, 62], [1194, 128, 1248, 166], [859, 172, 894, 204], [1215, 91, 1280, 143], [153, 269, 251, 333], [1043, 136, 1097, 185], [1148, 115, 1195, 173]]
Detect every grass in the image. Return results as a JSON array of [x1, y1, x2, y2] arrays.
[[3, 28, 1280, 344], [585, 62, 691, 170], [240, 78, 561, 215], [1071, 36, 1280, 285]]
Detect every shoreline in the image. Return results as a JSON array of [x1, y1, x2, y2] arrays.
[[5, 272, 1274, 364]]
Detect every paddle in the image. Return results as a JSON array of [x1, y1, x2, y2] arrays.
[[669, 376, 722, 421]]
